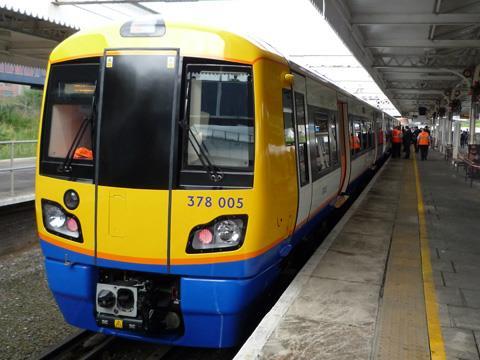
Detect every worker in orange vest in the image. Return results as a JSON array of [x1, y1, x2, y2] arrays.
[[417, 128, 431, 160], [350, 133, 361, 153], [73, 147, 93, 160], [391, 126, 403, 158]]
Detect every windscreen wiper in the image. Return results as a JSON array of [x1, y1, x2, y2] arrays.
[[58, 82, 97, 174], [180, 77, 224, 183]]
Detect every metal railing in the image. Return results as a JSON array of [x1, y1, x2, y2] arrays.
[[0, 140, 37, 196]]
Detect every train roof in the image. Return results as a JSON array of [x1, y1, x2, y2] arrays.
[[49, 15, 287, 66], [49, 15, 396, 120]]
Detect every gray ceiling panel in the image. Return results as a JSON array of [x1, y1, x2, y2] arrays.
[[317, 0, 480, 116]]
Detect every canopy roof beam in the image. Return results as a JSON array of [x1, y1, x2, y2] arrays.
[[388, 88, 445, 94], [352, 13, 480, 25], [382, 73, 459, 80], [366, 40, 480, 48], [374, 66, 464, 73]]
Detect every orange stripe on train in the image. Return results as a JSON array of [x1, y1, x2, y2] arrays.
[[40, 194, 337, 266], [39, 231, 289, 265]]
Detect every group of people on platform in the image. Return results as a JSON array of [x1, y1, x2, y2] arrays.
[[391, 125, 431, 161], [460, 130, 469, 148]]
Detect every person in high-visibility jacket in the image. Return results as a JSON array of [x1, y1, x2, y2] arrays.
[[417, 128, 431, 160], [391, 126, 403, 158], [350, 133, 361, 153]]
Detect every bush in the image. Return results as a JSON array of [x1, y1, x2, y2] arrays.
[[0, 87, 41, 160]]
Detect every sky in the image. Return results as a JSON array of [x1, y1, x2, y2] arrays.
[[147, 0, 400, 116], [5, 0, 400, 116]]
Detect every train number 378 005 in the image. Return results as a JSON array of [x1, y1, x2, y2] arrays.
[[187, 196, 244, 209]]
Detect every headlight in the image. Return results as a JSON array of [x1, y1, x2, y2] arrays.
[[42, 200, 82, 242], [44, 204, 66, 228], [214, 220, 241, 243], [187, 216, 247, 253]]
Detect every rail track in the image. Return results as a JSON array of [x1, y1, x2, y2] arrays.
[[37, 330, 172, 360], [0, 200, 36, 256], [28, 171, 369, 360]]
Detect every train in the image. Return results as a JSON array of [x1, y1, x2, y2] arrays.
[[35, 16, 399, 348]]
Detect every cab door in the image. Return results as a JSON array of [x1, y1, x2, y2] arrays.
[[292, 74, 312, 228], [95, 49, 179, 268]]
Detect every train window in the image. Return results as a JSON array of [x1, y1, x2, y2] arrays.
[[182, 64, 254, 174], [310, 107, 330, 178], [329, 113, 339, 165], [351, 119, 362, 155], [98, 53, 177, 189], [40, 61, 99, 180], [376, 120, 384, 145], [294, 92, 309, 186], [47, 76, 96, 159], [366, 120, 374, 149], [282, 89, 295, 146], [361, 121, 369, 150]]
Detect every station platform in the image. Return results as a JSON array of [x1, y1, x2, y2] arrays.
[[235, 151, 480, 360], [0, 157, 35, 207]]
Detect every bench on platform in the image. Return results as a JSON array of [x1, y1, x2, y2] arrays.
[[464, 159, 480, 187], [452, 154, 468, 173], [444, 144, 453, 161]]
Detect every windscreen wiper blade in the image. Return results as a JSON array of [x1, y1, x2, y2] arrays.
[[58, 82, 97, 174], [181, 77, 224, 183]]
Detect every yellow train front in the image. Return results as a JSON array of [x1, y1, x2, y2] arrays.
[[36, 17, 300, 347], [36, 15, 395, 347]]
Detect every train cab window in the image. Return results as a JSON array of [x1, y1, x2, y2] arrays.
[[180, 63, 254, 187], [311, 108, 330, 178], [40, 60, 99, 180], [282, 89, 295, 146], [294, 92, 309, 186]]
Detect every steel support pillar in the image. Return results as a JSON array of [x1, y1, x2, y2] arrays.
[[453, 121, 461, 160], [432, 116, 438, 149], [440, 116, 448, 152], [447, 112, 453, 146], [469, 100, 477, 145]]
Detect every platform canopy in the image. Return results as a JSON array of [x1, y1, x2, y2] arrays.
[[313, 0, 480, 117], [0, 4, 78, 68]]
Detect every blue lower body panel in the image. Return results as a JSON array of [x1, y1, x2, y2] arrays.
[[42, 245, 280, 348], [39, 169, 377, 348]]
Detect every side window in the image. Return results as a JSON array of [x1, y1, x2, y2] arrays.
[[329, 112, 338, 165], [311, 107, 330, 178], [282, 89, 295, 146], [361, 120, 368, 150], [376, 118, 384, 145], [294, 92, 309, 186], [351, 119, 362, 155], [367, 120, 374, 148]]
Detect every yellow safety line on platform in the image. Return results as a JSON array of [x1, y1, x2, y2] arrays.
[[413, 156, 447, 360]]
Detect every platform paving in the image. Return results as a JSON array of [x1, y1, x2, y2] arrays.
[[235, 151, 480, 359], [419, 151, 480, 359], [236, 160, 402, 359]]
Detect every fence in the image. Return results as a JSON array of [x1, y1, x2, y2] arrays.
[[0, 140, 36, 196]]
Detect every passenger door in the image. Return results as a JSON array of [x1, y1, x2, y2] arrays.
[[292, 74, 312, 228], [337, 99, 351, 196]]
